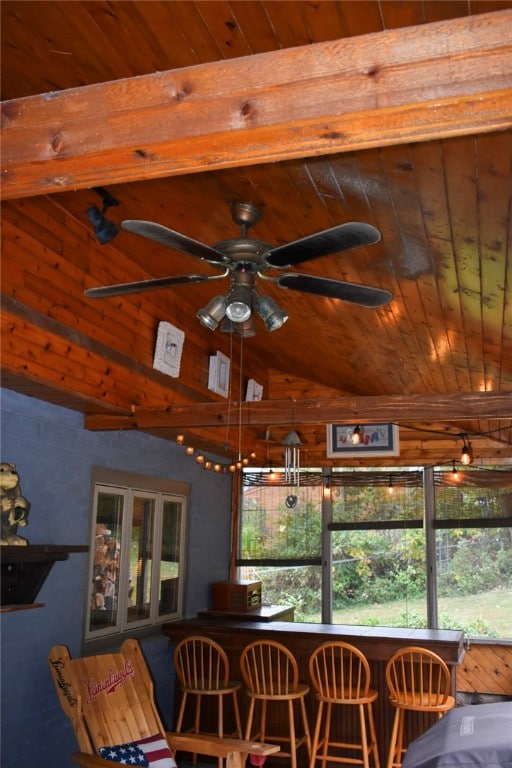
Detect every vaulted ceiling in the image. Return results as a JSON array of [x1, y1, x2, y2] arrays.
[[2, 1, 512, 468]]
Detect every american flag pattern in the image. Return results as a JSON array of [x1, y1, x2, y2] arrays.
[[99, 733, 177, 767]]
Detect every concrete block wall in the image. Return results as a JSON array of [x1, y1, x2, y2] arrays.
[[1, 388, 232, 767]]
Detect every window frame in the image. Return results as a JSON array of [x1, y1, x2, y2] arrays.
[[238, 465, 512, 640], [84, 467, 189, 642]]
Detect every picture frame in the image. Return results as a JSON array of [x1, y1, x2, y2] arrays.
[[246, 378, 263, 402], [153, 321, 185, 377], [208, 351, 231, 398], [326, 423, 400, 458]]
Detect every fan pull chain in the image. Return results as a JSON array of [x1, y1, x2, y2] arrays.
[[237, 336, 244, 465]]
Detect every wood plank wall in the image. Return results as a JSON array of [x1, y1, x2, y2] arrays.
[[457, 643, 512, 697]]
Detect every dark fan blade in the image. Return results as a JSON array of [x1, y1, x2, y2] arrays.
[[275, 273, 392, 307], [265, 222, 381, 268], [122, 220, 230, 266], [85, 273, 214, 298]]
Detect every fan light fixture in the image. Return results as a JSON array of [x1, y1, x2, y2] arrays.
[[225, 283, 253, 323], [197, 295, 228, 330], [86, 187, 120, 244], [221, 316, 257, 337], [254, 294, 288, 331]]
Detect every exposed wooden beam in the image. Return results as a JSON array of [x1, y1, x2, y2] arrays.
[[82, 391, 512, 430], [2, 10, 512, 199]]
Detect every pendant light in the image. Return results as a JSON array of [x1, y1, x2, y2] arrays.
[[460, 435, 474, 465]]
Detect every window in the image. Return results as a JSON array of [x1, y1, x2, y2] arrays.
[[433, 467, 512, 638], [85, 469, 187, 639], [239, 466, 512, 639], [329, 470, 426, 629], [239, 471, 323, 620]]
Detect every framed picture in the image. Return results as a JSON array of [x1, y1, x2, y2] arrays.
[[246, 378, 263, 401], [208, 351, 230, 397], [153, 321, 185, 377], [326, 423, 400, 458]]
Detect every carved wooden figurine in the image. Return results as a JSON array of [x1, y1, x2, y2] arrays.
[[0, 462, 31, 545]]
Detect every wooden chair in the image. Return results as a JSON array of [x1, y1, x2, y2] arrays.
[[48, 638, 279, 768], [308, 641, 380, 768], [174, 635, 243, 767], [240, 639, 311, 768], [385, 646, 456, 768]]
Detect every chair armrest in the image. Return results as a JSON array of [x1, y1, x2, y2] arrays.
[[70, 755, 115, 768], [166, 732, 280, 758], [70, 736, 280, 768]]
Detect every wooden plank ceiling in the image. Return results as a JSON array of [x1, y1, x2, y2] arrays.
[[1, 0, 512, 468]]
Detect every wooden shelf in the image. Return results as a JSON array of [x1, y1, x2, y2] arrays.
[[1, 602, 44, 613], [1, 545, 88, 610]]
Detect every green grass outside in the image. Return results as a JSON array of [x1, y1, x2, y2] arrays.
[[306, 587, 512, 637]]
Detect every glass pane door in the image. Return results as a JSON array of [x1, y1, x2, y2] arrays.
[[158, 498, 183, 617], [88, 489, 124, 635], [127, 495, 155, 624]]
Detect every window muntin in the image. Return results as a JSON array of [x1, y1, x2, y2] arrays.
[[86, 482, 186, 639]]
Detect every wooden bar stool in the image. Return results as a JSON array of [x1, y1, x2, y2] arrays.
[[309, 640, 380, 768], [240, 639, 311, 768], [385, 646, 456, 768], [174, 635, 243, 767]]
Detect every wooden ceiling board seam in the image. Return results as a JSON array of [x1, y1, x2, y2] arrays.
[[1, 217, 92, 307], [260, 1, 314, 49], [407, 142, 461, 393], [229, 0, 282, 55], [420, 1, 472, 24], [227, 162, 305, 244], [443, 135, 486, 393], [165, 1, 228, 65], [336, 1, 385, 37], [79, 1, 168, 79], [472, 1, 512, 13], [305, 157, 352, 223], [0, 2, 88, 99], [369, 147, 442, 393], [378, 0, 430, 29], [280, 159, 332, 232], [325, 155, 378, 224], [435, 137, 476, 393], [45, 2, 129, 88], [2, 198, 65, 257], [277, 160, 341, 238], [97, 3, 182, 74], [300, 0, 350, 42], [336, 147, 430, 392], [194, 0, 253, 60], [475, 131, 512, 390], [396, 148, 459, 394]]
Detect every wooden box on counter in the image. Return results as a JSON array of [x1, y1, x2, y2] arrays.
[[211, 580, 262, 611]]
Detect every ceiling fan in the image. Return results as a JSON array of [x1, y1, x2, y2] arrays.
[[84, 201, 392, 335]]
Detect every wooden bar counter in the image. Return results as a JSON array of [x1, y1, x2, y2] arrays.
[[163, 617, 464, 766]]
